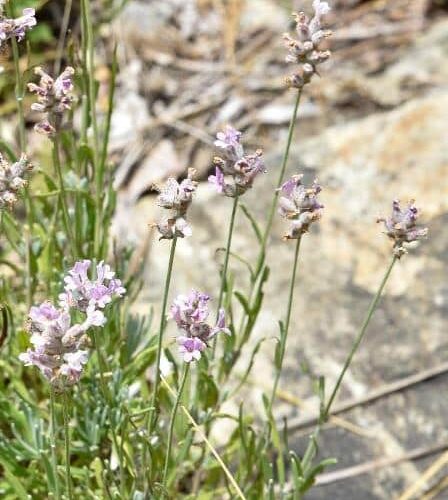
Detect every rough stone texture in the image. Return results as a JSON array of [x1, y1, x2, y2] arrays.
[[117, 15, 448, 500]]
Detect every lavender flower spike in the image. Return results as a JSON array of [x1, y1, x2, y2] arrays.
[[171, 291, 230, 363], [377, 199, 428, 257], [0, 153, 32, 209], [278, 174, 323, 240], [0, 8, 36, 46], [59, 260, 126, 314], [283, 0, 332, 89], [28, 66, 75, 136], [153, 168, 197, 240], [209, 126, 266, 198], [19, 302, 90, 388]]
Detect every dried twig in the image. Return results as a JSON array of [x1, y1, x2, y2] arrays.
[[315, 442, 448, 487], [285, 362, 448, 432], [397, 449, 448, 500]]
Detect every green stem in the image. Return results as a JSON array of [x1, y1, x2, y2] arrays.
[[9, 32, 26, 151], [258, 89, 302, 270], [231, 89, 302, 373], [301, 255, 397, 472], [54, 0, 73, 75], [212, 195, 239, 357], [149, 236, 178, 433], [80, 0, 102, 258], [8, 16, 36, 305], [162, 363, 190, 489], [49, 388, 61, 500], [62, 392, 74, 500], [269, 236, 301, 413]]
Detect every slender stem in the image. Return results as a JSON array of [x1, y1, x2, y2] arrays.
[[162, 363, 190, 489], [9, 33, 26, 151], [231, 89, 302, 371], [269, 236, 301, 412], [161, 374, 247, 500], [149, 236, 178, 433], [212, 195, 239, 357], [49, 388, 61, 500], [8, 17, 36, 305], [259, 89, 302, 267], [54, 0, 73, 75], [52, 134, 76, 258], [324, 255, 397, 417], [301, 255, 397, 472], [62, 392, 74, 500], [80, 0, 102, 258]]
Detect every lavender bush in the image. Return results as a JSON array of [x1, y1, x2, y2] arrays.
[[0, 1, 429, 499]]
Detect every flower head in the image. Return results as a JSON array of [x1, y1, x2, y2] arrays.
[[377, 199, 428, 257], [214, 125, 244, 162], [278, 174, 323, 239], [283, 1, 332, 89], [153, 168, 197, 240], [20, 261, 125, 387], [0, 8, 36, 45], [171, 290, 230, 363], [177, 336, 206, 363], [209, 126, 265, 198], [19, 301, 90, 388], [28, 66, 75, 136], [59, 260, 126, 313], [0, 153, 32, 209]]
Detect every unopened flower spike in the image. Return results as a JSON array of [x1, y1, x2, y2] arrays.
[[153, 168, 198, 240], [377, 199, 428, 258], [171, 290, 230, 363], [284, 0, 332, 89], [28, 66, 75, 136], [0, 8, 36, 46], [0, 153, 32, 209], [278, 174, 323, 240], [209, 125, 266, 197]]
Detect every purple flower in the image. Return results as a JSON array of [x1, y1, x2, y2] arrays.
[[283, 1, 332, 89], [209, 127, 265, 198], [28, 66, 75, 135], [19, 301, 91, 387], [20, 261, 125, 387], [154, 168, 197, 240], [59, 260, 126, 314], [0, 153, 32, 209], [156, 173, 197, 214], [60, 350, 89, 384], [154, 217, 193, 240], [19, 347, 57, 381], [214, 125, 244, 162], [171, 290, 210, 330], [278, 174, 323, 239], [210, 308, 231, 338], [208, 166, 226, 194], [0, 8, 36, 46], [177, 336, 206, 363], [377, 199, 428, 257], [171, 291, 230, 363]]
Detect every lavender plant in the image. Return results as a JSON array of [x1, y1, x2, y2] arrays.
[[0, 1, 430, 499]]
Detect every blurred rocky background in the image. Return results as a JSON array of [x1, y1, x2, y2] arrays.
[[4, 0, 448, 497]]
